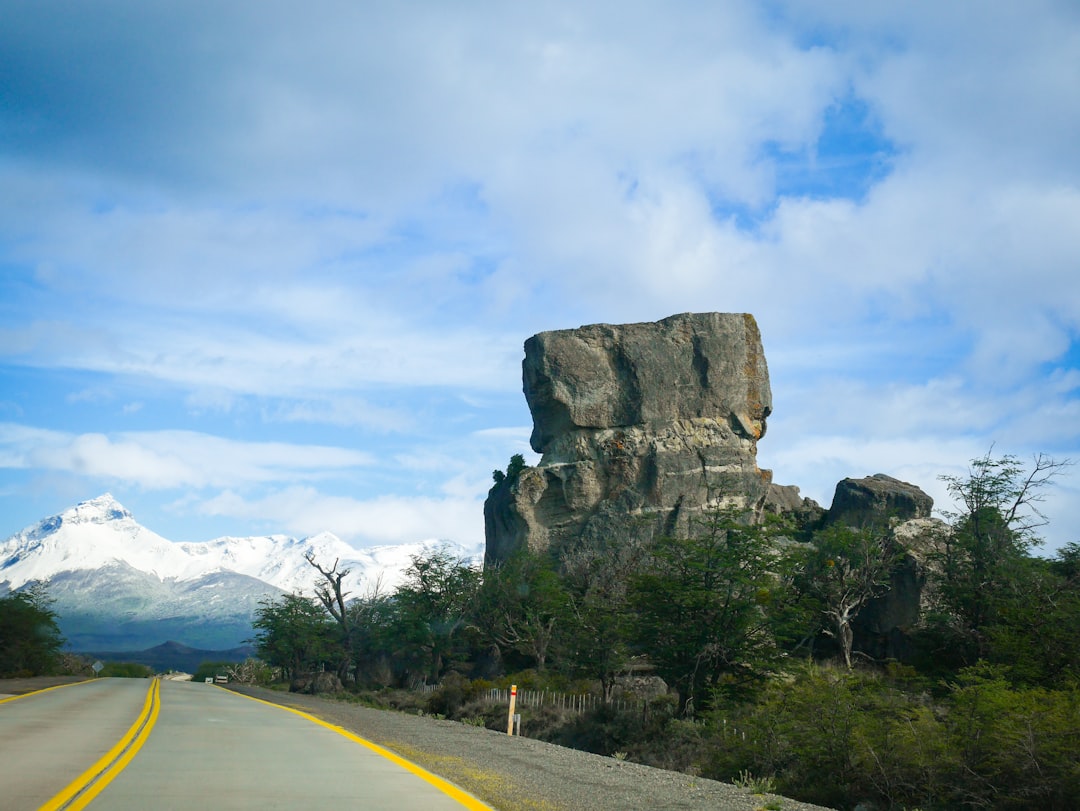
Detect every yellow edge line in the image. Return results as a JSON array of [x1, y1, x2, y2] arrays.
[[38, 679, 161, 811], [0, 679, 98, 705], [219, 686, 493, 811]]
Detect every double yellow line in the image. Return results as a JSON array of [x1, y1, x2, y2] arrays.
[[224, 687, 493, 811], [39, 678, 161, 811]]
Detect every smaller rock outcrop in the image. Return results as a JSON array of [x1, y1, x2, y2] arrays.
[[762, 483, 824, 528], [827, 474, 934, 528], [826, 475, 941, 661]]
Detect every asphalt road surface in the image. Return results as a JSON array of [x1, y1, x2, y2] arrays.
[[0, 678, 489, 810]]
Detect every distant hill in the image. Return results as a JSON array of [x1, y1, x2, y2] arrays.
[[84, 640, 255, 673], [0, 494, 483, 651]]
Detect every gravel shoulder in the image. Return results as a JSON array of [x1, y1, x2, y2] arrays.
[[0, 675, 90, 698], [224, 684, 836, 811]]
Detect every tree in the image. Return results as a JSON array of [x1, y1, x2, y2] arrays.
[[393, 547, 481, 683], [251, 593, 337, 682], [491, 453, 527, 488], [629, 507, 785, 714], [560, 536, 647, 705], [983, 553, 1080, 687], [931, 451, 1071, 663], [345, 582, 399, 686], [800, 523, 899, 669], [0, 582, 64, 677], [304, 553, 354, 684], [476, 548, 569, 672]]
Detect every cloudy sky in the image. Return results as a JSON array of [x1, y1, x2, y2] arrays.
[[2, 1, 1078, 552]]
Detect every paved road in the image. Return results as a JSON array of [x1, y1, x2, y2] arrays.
[[0, 679, 489, 810], [0, 678, 150, 809]]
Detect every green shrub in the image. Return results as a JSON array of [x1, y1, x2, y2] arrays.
[[99, 661, 154, 678], [426, 672, 470, 718]]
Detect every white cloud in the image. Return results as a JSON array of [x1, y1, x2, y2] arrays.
[[195, 487, 484, 547], [0, 424, 373, 490], [1, 1, 1078, 550]]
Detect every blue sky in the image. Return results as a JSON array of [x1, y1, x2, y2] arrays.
[[2, 1, 1078, 552]]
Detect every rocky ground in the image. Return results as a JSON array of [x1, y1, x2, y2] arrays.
[[224, 684, 836, 811]]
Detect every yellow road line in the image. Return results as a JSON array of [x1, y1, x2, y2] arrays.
[[221, 687, 493, 811], [38, 678, 161, 811], [0, 679, 97, 705]]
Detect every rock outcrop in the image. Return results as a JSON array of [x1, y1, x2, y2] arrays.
[[825, 475, 941, 661], [762, 483, 825, 528], [826, 474, 934, 528], [485, 313, 774, 566]]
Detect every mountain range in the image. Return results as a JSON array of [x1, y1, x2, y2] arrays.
[[0, 494, 483, 651]]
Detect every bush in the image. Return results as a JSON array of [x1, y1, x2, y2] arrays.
[[426, 672, 470, 718], [543, 704, 643, 756], [697, 661, 1080, 811], [99, 661, 154, 678], [629, 717, 705, 773], [939, 665, 1080, 809]]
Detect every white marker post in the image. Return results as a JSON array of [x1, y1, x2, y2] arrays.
[[506, 684, 518, 735]]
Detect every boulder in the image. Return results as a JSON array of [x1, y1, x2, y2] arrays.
[[485, 313, 774, 565], [851, 524, 932, 661], [290, 671, 343, 695], [827, 474, 933, 529]]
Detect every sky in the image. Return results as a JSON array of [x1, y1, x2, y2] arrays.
[[1, 1, 1078, 553]]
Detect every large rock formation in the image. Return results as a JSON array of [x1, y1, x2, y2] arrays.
[[485, 313, 774, 566]]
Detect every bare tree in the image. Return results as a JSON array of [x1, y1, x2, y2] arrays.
[[933, 451, 1073, 661], [304, 553, 353, 682], [808, 524, 899, 669], [304, 553, 351, 629]]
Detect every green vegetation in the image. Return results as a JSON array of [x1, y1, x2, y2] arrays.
[[491, 453, 527, 487], [97, 661, 154, 678], [629, 507, 785, 711], [246, 451, 1078, 810], [252, 592, 340, 682], [0, 582, 64, 676]]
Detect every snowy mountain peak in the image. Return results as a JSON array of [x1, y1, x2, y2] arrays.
[[16, 493, 133, 544], [60, 493, 134, 526], [2, 496, 483, 596], [1, 495, 484, 650]]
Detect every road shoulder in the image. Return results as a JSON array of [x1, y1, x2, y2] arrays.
[[224, 684, 835, 811]]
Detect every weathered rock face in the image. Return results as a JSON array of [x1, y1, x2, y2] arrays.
[[485, 313, 774, 566], [762, 483, 825, 529]]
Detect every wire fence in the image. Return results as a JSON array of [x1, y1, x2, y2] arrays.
[[416, 683, 752, 740], [419, 683, 646, 714]]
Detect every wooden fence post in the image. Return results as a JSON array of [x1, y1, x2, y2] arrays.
[[507, 684, 518, 735]]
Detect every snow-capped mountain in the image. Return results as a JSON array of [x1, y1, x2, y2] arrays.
[[0, 494, 483, 651]]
